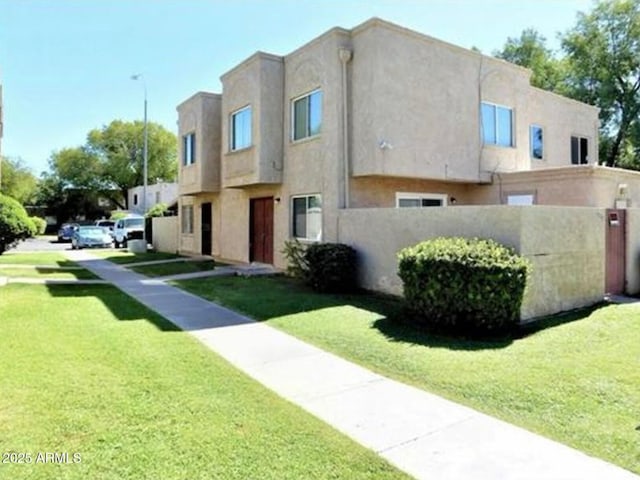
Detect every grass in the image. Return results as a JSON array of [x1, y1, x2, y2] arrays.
[[129, 260, 216, 277], [0, 284, 406, 480], [0, 252, 77, 267], [94, 251, 181, 265], [174, 275, 640, 475], [0, 267, 99, 280]]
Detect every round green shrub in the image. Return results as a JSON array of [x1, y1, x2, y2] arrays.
[[30, 216, 47, 235], [397, 237, 531, 335], [304, 243, 357, 293], [0, 193, 37, 254]]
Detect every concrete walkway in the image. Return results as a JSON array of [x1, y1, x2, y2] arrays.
[[65, 250, 639, 480]]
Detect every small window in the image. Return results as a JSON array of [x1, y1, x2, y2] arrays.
[[507, 194, 535, 205], [133, 194, 138, 205], [530, 125, 543, 160], [230, 106, 252, 151], [481, 102, 513, 147], [183, 133, 195, 166], [292, 194, 322, 241], [292, 90, 322, 141], [396, 192, 448, 208], [571, 136, 589, 164], [155, 191, 160, 204], [181, 205, 194, 234]]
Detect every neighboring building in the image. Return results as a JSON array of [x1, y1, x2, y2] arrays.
[[176, 17, 615, 269], [128, 181, 178, 215], [0, 77, 4, 187]]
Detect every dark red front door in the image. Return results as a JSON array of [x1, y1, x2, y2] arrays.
[[249, 197, 274, 264], [605, 209, 626, 295]]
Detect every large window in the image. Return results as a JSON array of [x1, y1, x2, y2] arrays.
[[230, 106, 252, 151], [181, 205, 194, 234], [292, 194, 322, 241], [183, 133, 195, 165], [571, 136, 589, 164], [396, 192, 448, 208], [292, 89, 322, 141], [481, 102, 513, 147], [530, 125, 543, 160]]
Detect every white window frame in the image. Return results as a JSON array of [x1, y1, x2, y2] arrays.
[[395, 192, 448, 208], [571, 135, 589, 165], [481, 101, 514, 147], [291, 89, 322, 141], [506, 194, 535, 205], [230, 105, 252, 151], [291, 194, 322, 241], [530, 124, 544, 160], [183, 132, 195, 166]]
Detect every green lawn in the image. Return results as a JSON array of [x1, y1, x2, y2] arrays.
[[130, 260, 216, 277], [175, 275, 640, 475], [0, 284, 405, 480], [95, 251, 181, 265], [0, 267, 99, 280], [0, 252, 76, 267]]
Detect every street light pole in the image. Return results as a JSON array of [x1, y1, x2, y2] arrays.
[[131, 74, 148, 217]]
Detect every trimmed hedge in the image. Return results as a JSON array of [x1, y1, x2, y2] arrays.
[[283, 240, 358, 293], [30, 216, 47, 235], [398, 237, 530, 334], [0, 194, 37, 254]]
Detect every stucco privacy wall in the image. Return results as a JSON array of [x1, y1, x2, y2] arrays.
[[337, 206, 605, 320], [152, 216, 179, 254], [625, 208, 640, 294]]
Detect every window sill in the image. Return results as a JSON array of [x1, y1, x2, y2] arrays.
[[482, 143, 516, 150], [292, 237, 321, 244], [182, 162, 196, 168], [291, 134, 321, 146], [226, 145, 254, 155]]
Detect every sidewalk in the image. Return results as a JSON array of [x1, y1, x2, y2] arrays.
[[65, 250, 639, 480]]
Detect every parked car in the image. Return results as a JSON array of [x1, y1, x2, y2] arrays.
[[113, 215, 145, 248], [95, 219, 116, 239], [71, 226, 113, 249], [57, 223, 79, 242]]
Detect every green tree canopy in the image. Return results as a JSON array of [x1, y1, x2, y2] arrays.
[[86, 120, 177, 208], [494, 28, 564, 92], [562, 0, 640, 167], [0, 156, 39, 205]]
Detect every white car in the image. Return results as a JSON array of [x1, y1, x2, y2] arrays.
[[113, 216, 145, 248]]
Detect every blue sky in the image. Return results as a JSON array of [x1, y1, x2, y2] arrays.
[[0, 0, 592, 176]]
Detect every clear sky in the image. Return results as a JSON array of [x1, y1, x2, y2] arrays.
[[0, 0, 592, 176]]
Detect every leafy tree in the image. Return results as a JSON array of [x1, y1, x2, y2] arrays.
[[145, 202, 168, 218], [0, 193, 36, 254], [86, 120, 177, 209], [494, 28, 564, 92], [561, 0, 640, 167], [0, 156, 39, 205]]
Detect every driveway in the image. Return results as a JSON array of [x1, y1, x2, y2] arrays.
[[11, 235, 74, 252]]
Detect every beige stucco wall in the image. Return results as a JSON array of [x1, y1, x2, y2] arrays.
[[625, 209, 640, 294], [177, 92, 221, 195], [337, 206, 605, 320], [152, 216, 179, 254]]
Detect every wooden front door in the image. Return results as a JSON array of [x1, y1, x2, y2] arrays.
[[201, 202, 212, 256], [249, 197, 274, 264], [605, 209, 626, 295]]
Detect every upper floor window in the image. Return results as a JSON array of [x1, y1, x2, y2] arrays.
[[133, 194, 138, 206], [292, 89, 322, 141], [396, 192, 448, 208], [571, 136, 589, 164], [292, 194, 322, 241], [530, 125, 543, 160], [481, 102, 513, 147], [183, 133, 195, 166], [231, 106, 252, 151]]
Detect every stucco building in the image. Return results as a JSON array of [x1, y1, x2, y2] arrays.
[[176, 18, 633, 272], [128, 181, 178, 216]]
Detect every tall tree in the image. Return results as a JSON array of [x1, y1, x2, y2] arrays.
[[494, 28, 564, 92], [561, 0, 640, 167], [0, 156, 39, 204], [86, 120, 177, 208]]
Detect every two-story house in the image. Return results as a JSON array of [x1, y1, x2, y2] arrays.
[[177, 17, 618, 269]]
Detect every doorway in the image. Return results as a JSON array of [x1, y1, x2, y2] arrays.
[[249, 197, 274, 264], [605, 209, 626, 295], [201, 202, 212, 256]]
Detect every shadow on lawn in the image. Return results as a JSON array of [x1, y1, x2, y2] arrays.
[[44, 284, 180, 332], [373, 303, 607, 352]]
